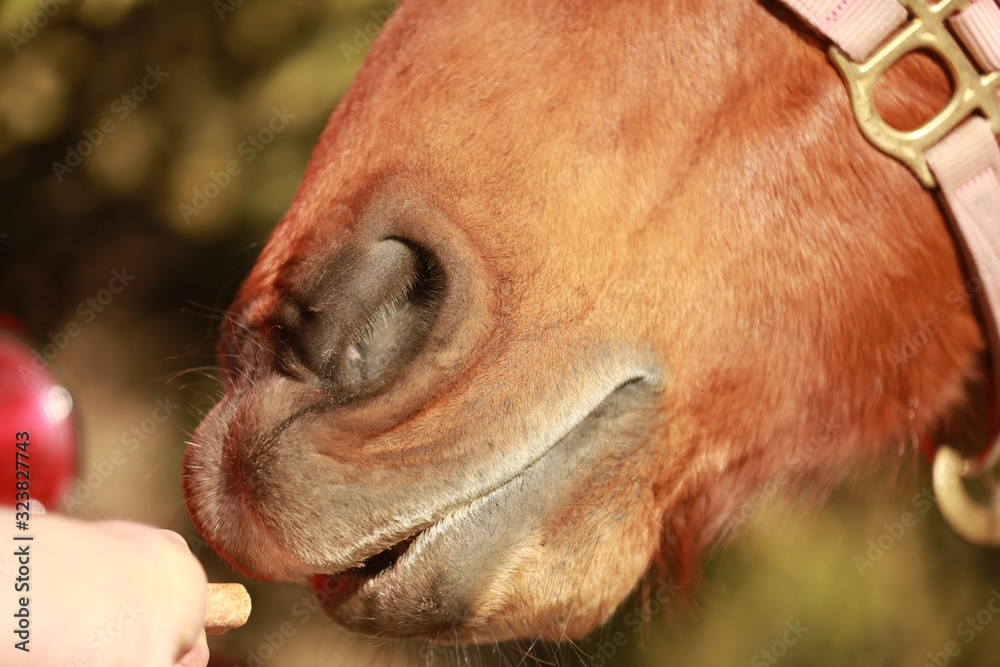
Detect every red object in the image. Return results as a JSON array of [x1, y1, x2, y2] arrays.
[[0, 325, 78, 509]]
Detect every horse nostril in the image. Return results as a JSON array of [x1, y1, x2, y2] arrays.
[[278, 238, 447, 402], [338, 240, 445, 388]]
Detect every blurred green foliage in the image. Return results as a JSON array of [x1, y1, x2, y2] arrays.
[[0, 0, 378, 242]]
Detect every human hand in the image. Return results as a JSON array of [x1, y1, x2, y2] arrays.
[[1, 510, 208, 667]]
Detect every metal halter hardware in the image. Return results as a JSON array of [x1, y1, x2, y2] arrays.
[[781, 0, 1000, 546], [934, 446, 1000, 544], [828, 0, 1000, 188], [839, 0, 1000, 546]]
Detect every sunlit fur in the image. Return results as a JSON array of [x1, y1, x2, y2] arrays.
[[184, 0, 985, 643]]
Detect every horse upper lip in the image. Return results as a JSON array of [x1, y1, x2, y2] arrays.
[[187, 342, 660, 594]]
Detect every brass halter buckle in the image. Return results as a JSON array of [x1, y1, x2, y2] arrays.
[[828, 0, 1000, 189], [826, 0, 1000, 545]]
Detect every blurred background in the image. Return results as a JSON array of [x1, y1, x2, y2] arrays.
[[1, 0, 999, 665]]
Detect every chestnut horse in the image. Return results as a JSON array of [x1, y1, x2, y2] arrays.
[[184, 0, 993, 644]]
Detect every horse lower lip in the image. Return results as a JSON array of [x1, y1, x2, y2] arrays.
[[310, 377, 658, 638], [312, 571, 364, 608], [312, 533, 421, 607]]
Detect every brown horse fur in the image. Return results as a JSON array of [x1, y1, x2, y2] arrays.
[[183, 0, 989, 644]]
